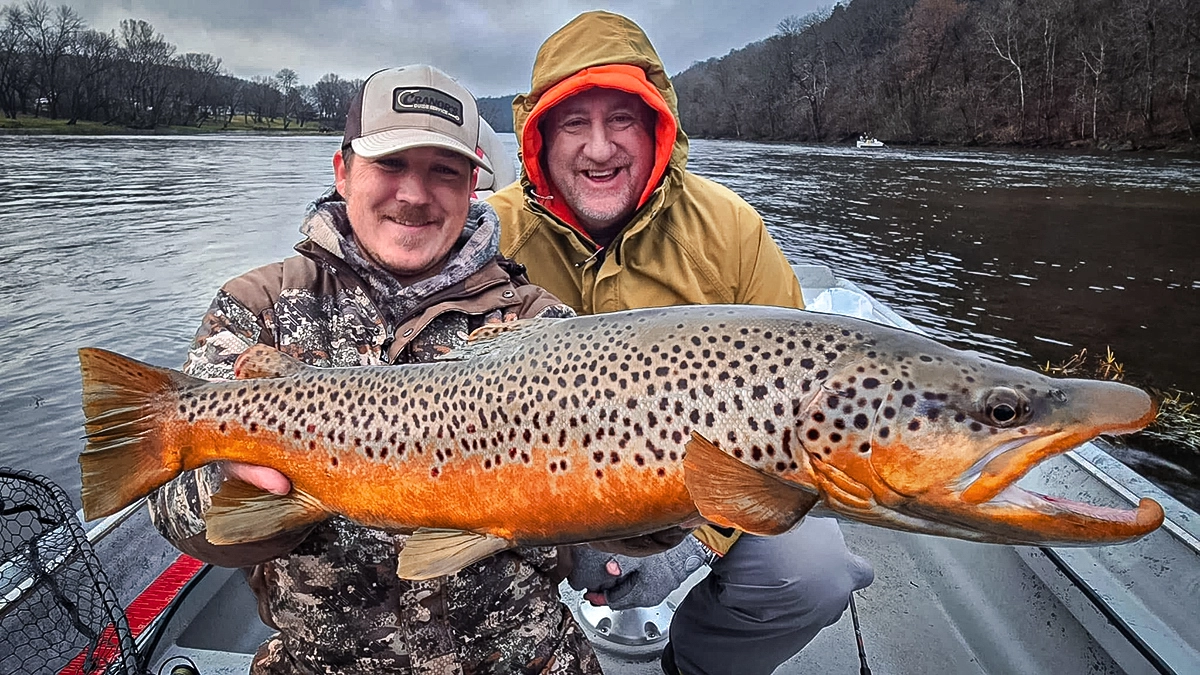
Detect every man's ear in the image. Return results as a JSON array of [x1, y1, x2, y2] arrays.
[[471, 166, 479, 192], [333, 149, 349, 196]]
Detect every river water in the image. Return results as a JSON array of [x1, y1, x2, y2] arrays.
[[1, 135, 1197, 510]]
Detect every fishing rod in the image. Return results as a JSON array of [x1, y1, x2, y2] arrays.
[[849, 592, 871, 675]]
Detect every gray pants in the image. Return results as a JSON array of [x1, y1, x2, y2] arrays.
[[670, 517, 875, 675]]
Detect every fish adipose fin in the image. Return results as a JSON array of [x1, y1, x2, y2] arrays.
[[683, 432, 819, 536], [397, 528, 513, 580], [437, 318, 564, 361], [233, 345, 309, 379], [78, 348, 198, 520], [206, 479, 331, 544]]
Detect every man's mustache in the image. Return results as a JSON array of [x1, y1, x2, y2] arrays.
[[381, 207, 437, 224]]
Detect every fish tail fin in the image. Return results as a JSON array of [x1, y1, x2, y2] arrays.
[[78, 347, 196, 520]]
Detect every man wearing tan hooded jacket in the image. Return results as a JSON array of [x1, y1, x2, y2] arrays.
[[489, 11, 875, 675]]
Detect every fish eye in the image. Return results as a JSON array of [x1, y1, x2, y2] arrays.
[[982, 387, 1028, 427], [990, 403, 1017, 423]]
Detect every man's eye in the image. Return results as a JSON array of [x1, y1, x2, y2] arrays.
[[609, 114, 637, 128], [434, 164, 463, 176], [562, 118, 587, 131]]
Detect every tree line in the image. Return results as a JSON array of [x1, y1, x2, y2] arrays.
[[5, 0, 1195, 149], [0, 0, 362, 129], [671, 0, 1198, 148]]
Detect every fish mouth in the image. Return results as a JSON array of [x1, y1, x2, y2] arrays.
[[918, 395, 1164, 546]]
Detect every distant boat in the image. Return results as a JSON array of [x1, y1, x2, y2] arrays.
[[857, 134, 885, 148]]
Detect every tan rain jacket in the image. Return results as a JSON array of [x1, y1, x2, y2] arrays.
[[488, 10, 805, 316]]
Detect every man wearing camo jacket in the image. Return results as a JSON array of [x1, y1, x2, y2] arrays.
[[148, 64, 600, 675]]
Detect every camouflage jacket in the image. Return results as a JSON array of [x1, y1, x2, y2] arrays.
[[148, 193, 601, 675]]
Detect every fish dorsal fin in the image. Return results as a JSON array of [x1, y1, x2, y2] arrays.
[[233, 345, 308, 379], [683, 432, 819, 536], [397, 528, 513, 580], [205, 479, 330, 544], [436, 318, 564, 361]]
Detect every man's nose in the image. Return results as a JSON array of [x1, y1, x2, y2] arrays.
[[394, 172, 432, 204], [581, 120, 617, 163]]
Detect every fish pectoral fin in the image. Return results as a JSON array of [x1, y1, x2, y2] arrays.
[[205, 479, 330, 544], [233, 345, 309, 379], [683, 432, 819, 536], [397, 528, 513, 580]]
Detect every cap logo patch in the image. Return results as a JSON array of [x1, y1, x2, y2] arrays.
[[393, 87, 463, 126]]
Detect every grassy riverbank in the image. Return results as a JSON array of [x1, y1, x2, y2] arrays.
[[0, 114, 336, 136]]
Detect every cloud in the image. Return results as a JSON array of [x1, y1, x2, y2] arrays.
[[59, 0, 826, 96]]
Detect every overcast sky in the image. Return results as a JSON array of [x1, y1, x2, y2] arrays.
[[61, 0, 829, 97]]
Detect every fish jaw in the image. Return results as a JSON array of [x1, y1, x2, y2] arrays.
[[958, 380, 1158, 505], [808, 378, 1164, 546]]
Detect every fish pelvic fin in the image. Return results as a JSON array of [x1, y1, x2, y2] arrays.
[[78, 348, 197, 520], [397, 528, 513, 580], [233, 345, 309, 379], [683, 432, 820, 536], [205, 479, 331, 544]]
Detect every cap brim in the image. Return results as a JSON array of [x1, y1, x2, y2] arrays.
[[351, 129, 493, 173]]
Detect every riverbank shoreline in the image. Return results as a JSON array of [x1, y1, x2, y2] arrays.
[[0, 115, 337, 137]]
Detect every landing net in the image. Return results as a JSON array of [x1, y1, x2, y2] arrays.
[[0, 468, 136, 675]]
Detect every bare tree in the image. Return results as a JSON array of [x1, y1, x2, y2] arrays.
[[313, 72, 356, 126], [117, 18, 175, 127], [980, 0, 1029, 139], [62, 27, 116, 124], [1080, 25, 1108, 141], [177, 52, 222, 126], [274, 67, 300, 129], [0, 4, 34, 118], [247, 74, 280, 126], [17, 0, 82, 118]]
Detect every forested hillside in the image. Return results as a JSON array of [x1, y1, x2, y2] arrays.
[[672, 0, 1198, 149]]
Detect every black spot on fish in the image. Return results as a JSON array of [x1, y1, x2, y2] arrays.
[[807, 429, 821, 441], [878, 427, 890, 438]]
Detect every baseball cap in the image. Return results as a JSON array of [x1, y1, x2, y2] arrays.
[[342, 64, 492, 173]]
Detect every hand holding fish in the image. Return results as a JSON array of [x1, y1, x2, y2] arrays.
[[569, 537, 713, 609]]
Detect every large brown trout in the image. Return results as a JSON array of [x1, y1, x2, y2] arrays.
[[79, 305, 1163, 579]]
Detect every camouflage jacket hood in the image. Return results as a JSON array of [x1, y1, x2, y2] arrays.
[[147, 190, 599, 674]]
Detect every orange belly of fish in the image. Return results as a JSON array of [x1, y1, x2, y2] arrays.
[[174, 421, 697, 545]]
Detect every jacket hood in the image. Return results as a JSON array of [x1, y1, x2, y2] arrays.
[[513, 11, 689, 238]]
